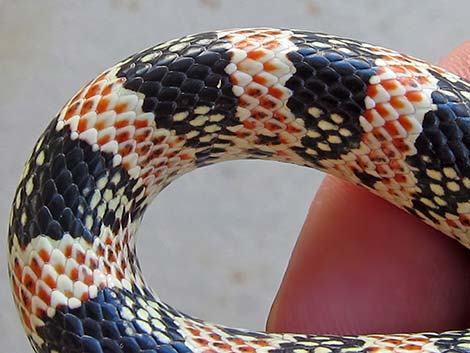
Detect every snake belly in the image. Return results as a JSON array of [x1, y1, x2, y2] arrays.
[[7, 28, 470, 353]]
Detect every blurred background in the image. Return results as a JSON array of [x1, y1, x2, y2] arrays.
[[1, 1, 470, 352]]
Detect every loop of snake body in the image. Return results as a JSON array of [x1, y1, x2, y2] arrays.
[[8, 28, 470, 353]]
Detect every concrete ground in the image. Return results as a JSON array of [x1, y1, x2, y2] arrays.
[[1, 1, 469, 352]]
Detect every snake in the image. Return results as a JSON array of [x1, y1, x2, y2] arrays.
[[7, 27, 470, 353]]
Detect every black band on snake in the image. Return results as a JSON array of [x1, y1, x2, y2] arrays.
[[8, 28, 470, 353]]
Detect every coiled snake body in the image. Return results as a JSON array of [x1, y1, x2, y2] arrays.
[[8, 28, 470, 353]]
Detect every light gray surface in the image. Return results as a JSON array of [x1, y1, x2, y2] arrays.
[[1, 1, 470, 352]]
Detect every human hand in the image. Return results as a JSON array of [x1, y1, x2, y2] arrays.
[[267, 43, 470, 335]]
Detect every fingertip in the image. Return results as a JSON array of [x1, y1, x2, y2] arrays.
[[267, 177, 470, 335], [438, 41, 470, 79]]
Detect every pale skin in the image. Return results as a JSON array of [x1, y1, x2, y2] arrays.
[[267, 42, 470, 335]]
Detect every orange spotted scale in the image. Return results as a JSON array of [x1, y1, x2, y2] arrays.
[[7, 28, 470, 353]]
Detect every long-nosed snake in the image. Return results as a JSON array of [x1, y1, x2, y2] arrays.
[[8, 28, 470, 353]]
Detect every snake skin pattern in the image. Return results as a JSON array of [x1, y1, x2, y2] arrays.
[[8, 28, 470, 353]]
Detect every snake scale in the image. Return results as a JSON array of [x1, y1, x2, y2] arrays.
[[7, 28, 470, 353]]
